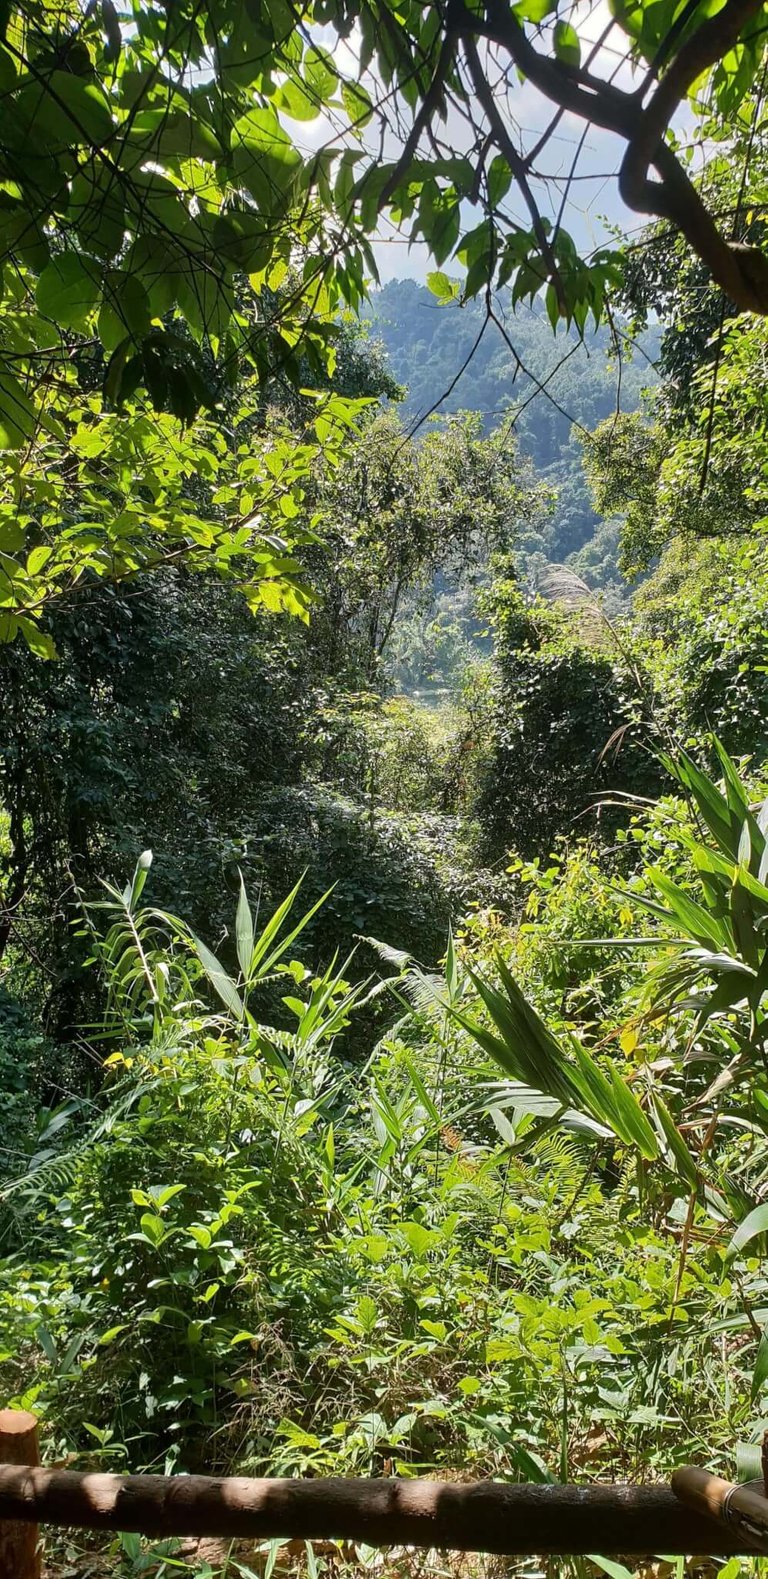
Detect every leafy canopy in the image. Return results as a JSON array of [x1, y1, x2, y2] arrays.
[[1, 0, 767, 648], [0, 0, 766, 421]]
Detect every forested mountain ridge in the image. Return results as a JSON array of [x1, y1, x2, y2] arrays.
[[366, 281, 659, 596]]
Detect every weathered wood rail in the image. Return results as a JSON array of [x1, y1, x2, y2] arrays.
[[0, 1410, 760, 1577], [0, 1465, 751, 1554]]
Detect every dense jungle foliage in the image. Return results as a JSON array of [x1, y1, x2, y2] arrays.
[[1, 0, 768, 1573]]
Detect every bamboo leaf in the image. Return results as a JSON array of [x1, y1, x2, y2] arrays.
[[647, 868, 731, 950], [235, 870, 254, 980], [605, 1063, 658, 1160], [445, 923, 459, 998], [752, 1324, 768, 1401], [192, 934, 244, 1021], [653, 1095, 698, 1188], [247, 876, 305, 975], [129, 850, 153, 911], [661, 748, 738, 858], [460, 962, 656, 1155], [712, 739, 765, 862], [725, 1202, 768, 1265]]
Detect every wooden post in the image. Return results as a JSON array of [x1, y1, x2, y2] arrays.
[[0, 1411, 40, 1579]]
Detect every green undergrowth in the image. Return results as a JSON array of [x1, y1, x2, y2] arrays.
[[4, 747, 768, 1579]]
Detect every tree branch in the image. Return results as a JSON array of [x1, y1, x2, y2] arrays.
[[379, 34, 455, 209], [616, 0, 768, 310], [462, 33, 566, 310], [454, 0, 637, 137], [622, 0, 765, 198], [627, 141, 768, 312], [457, 0, 768, 311]]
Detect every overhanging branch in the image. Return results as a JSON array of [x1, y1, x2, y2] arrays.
[[447, 0, 768, 312], [462, 33, 566, 309], [619, 0, 768, 310]]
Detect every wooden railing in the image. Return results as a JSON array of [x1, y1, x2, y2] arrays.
[[0, 1411, 763, 1579]]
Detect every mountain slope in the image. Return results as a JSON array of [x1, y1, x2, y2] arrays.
[[365, 281, 658, 594]]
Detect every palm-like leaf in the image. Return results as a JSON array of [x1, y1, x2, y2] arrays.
[[455, 957, 659, 1160]]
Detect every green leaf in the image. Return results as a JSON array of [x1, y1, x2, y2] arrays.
[[98, 273, 152, 352], [510, 1444, 556, 1482], [514, 0, 557, 19], [426, 270, 460, 303], [731, 873, 761, 968], [341, 81, 374, 128], [123, 169, 189, 237], [725, 1202, 768, 1265], [0, 370, 36, 448], [192, 934, 245, 1021], [177, 267, 233, 343], [357, 1294, 378, 1332], [139, 1212, 167, 1246], [235, 871, 254, 980], [304, 45, 338, 98], [46, 72, 114, 142], [400, 1221, 436, 1258], [713, 737, 755, 829], [445, 922, 459, 998], [213, 210, 272, 272], [124, 107, 222, 162], [647, 867, 731, 950], [254, 884, 334, 981], [232, 108, 301, 212], [102, 0, 121, 61], [429, 196, 460, 267], [188, 1225, 212, 1249], [487, 155, 512, 207], [653, 1095, 698, 1188], [405, 1057, 441, 1125], [462, 958, 658, 1158], [490, 1106, 518, 1144], [129, 850, 152, 909], [274, 80, 320, 120], [277, 1420, 321, 1448], [98, 1325, 127, 1346], [0, 520, 23, 553], [466, 960, 577, 1108], [606, 1063, 658, 1160], [553, 20, 581, 65], [69, 170, 125, 260], [588, 1559, 635, 1579], [661, 748, 740, 860], [36, 254, 101, 332], [572, 1043, 658, 1160], [15, 616, 56, 659], [731, 863, 768, 914], [752, 1324, 768, 1401], [13, 71, 114, 149]]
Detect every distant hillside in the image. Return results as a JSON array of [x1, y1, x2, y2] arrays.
[[365, 280, 659, 599]]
